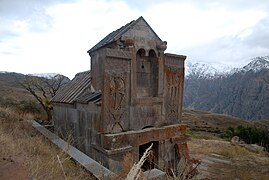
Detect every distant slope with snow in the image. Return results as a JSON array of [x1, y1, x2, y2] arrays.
[[185, 56, 269, 78], [184, 56, 269, 120], [30, 73, 59, 78]]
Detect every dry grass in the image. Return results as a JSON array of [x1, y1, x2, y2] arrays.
[[188, 137, 269, 179], [0, 85, 35, 101], [0, 107, 94, 180], [183, 109, 251, 133], [1, 103, 268, 179], [188, 138, 257, 159], [126, 143, 153, 180], [184, 109, 269, 178], [113, 152, 134, 179]]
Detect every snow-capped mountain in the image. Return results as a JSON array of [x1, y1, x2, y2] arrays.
[[186, 62, 218, 78], [31, 73, 59, 78], [30, 73, 70, 82], [242, 56, 269, 72], [184, 55, 269, 120], [230, 56, 269, 74], [186, 56, 269, 79], [186, 62, 232, 79]]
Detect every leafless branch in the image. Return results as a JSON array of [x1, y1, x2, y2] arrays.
[[20, 74, 68, 121]]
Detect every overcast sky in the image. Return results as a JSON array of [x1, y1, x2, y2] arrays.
[[1, 0, 269, 78]]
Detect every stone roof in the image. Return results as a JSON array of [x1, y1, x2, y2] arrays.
[[75, 91, 101, 105], [52, 71, 92, 104], [87, 16, 161, 54]]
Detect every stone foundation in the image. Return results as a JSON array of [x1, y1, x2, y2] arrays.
[[91, 124, 190, 173]]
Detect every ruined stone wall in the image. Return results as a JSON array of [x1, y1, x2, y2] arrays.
[[54, 104, 78, 139], [53, 103, 101, 154], [97, 123, 189, 173]]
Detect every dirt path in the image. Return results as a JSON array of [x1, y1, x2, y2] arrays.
[[0, 156, 29, 180]]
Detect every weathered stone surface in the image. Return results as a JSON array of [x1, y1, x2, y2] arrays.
[[101, 124, 188, 150], [53, 16, 189, 174]]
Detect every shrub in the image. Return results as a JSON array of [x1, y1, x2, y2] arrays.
[[225, 125, 269, 152], [0, 97, 17, 108], [0, 97, 42, 115], [17, 100, 42, 114]]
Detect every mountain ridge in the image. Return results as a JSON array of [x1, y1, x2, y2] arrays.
[[184, 55, 269, 121], [186, 55, 269, 78], [0, 72, 70, 100]]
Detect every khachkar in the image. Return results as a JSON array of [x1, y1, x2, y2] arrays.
[[86, 16, 189, 173]]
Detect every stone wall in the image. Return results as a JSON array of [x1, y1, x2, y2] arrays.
[[54, 103, 101, 154]]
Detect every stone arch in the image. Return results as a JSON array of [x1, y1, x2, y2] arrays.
[[149, 49, 157, 57], [136, 48, 148, 97], [136, 49, 158, 97], [137, 48, 146, 57]]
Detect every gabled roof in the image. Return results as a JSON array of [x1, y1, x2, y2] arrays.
[[52, 71, 91, 104], [75, 91, 101, 105], [87, 16, 162, 54]]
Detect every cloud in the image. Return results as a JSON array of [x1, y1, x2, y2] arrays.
[[143, 0, 268, 51], [0, 0, 142, 78], [1, 0, 269, 78], [141, 0, 269, 68], [242, 19, 269, 49], [182, 25, 269, 68]]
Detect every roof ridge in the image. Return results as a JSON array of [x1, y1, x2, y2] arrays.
[[52, 70, 91, 104], [87, 16, 161, 54], [75, 70, 91, 77], [87, 19, 135, 54]]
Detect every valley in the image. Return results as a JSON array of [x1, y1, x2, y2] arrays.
[[185, 56, 269, 120], [0, 56, 269, 179]]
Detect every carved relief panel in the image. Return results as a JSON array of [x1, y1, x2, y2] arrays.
[[102, 49, 131, 133], [164, 54, 185, 123], [165, 69, 181, 122]]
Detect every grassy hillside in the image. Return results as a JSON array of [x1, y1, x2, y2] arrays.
[[0, 107, 94, 180], [183, 109, 269, 179], [253, 119, 269, 130], [182, 109, 269, 137], [0, 72, 35, 101], [0, 71, 268, 179], [183, 109, 250, 132], [0, 72, 92, 179]]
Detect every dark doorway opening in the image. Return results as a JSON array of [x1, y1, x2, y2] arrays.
[[139, 141, 159, 171]]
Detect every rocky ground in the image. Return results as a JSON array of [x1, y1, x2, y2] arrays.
[[189, 138, 269, 179]]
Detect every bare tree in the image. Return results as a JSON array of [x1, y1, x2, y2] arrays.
[[20, 74, 68, 122]]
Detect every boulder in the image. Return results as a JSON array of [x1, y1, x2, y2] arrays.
[[244, 144, 265, 153], [231, 136, 240, 145]]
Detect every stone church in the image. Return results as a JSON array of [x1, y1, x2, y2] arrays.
[[52, 16, 189, 174]]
